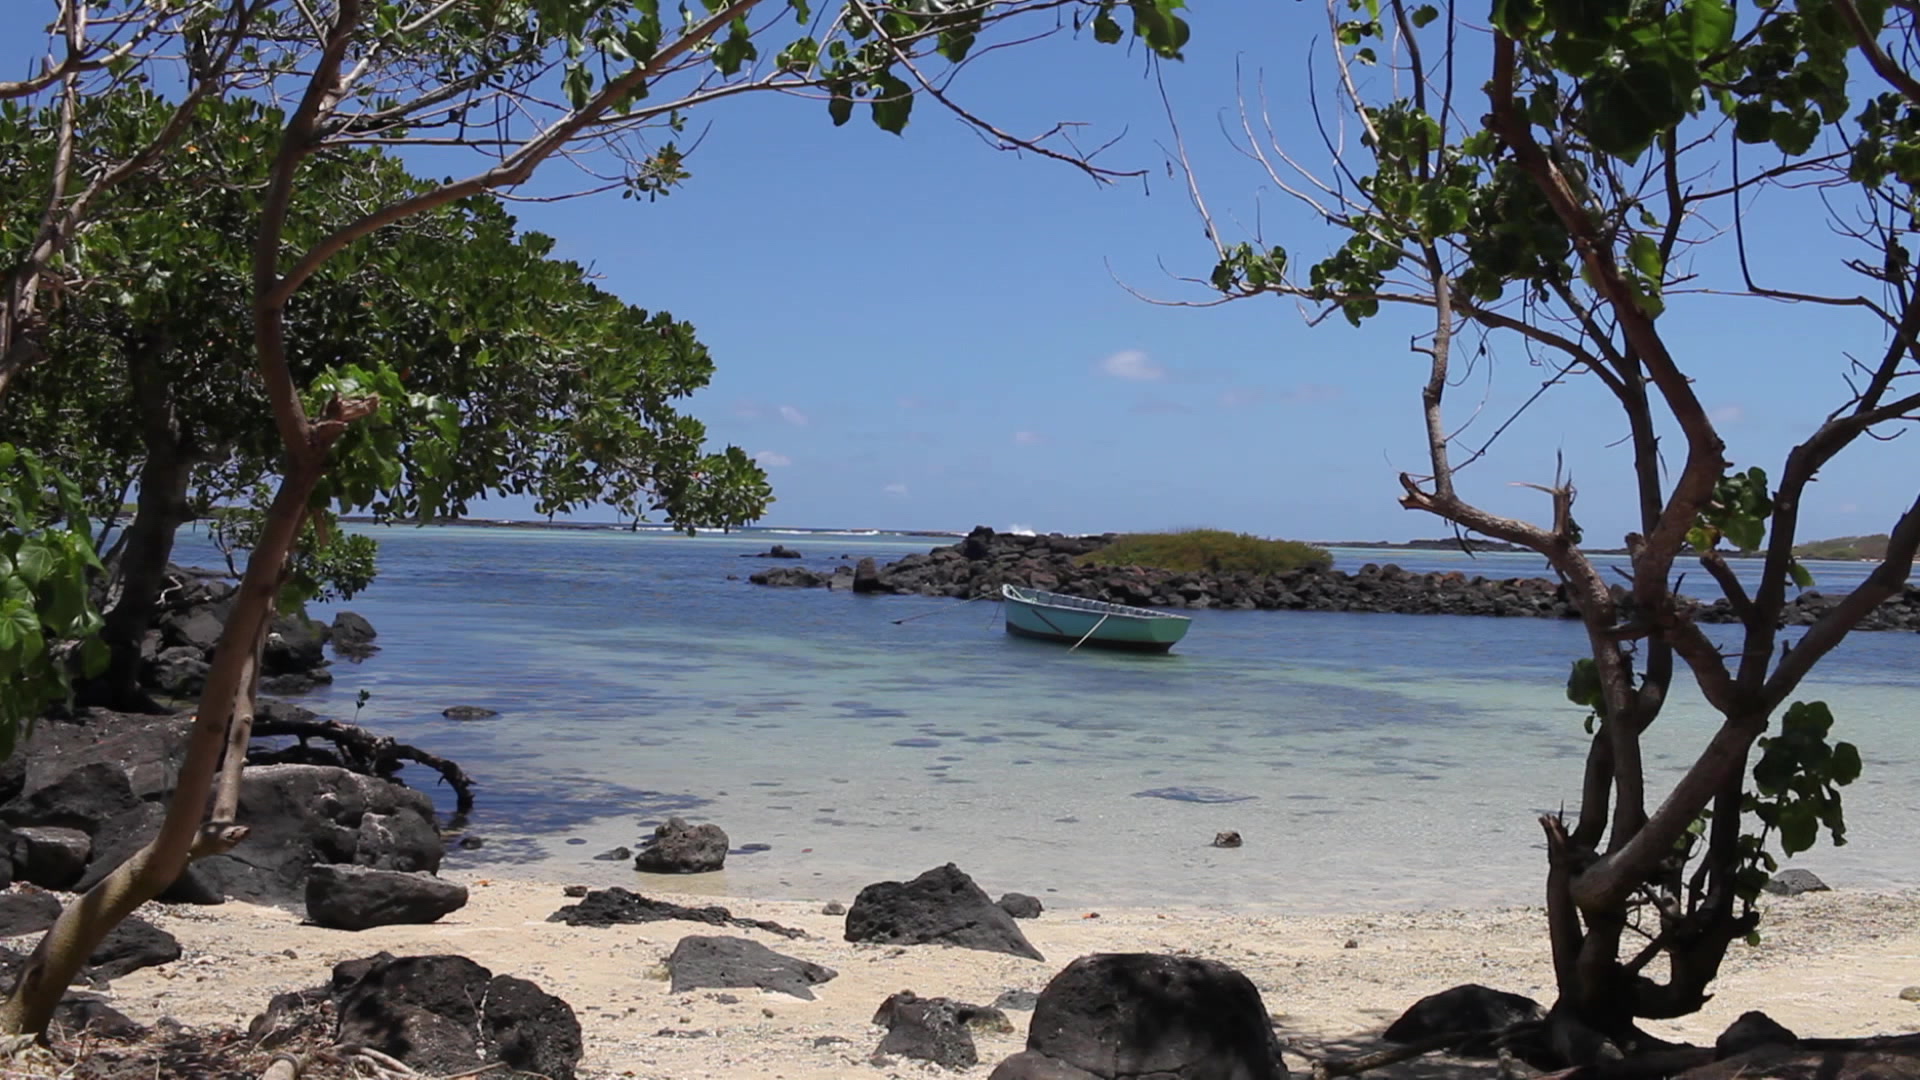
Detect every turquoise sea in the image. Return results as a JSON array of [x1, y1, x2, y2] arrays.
[[172, 526, 1920, 913]]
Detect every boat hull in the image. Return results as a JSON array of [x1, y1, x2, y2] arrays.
[[1001, 586, 1191, 652]]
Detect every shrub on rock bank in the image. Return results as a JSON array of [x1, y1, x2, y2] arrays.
[[1079, 529, 1331, 575]]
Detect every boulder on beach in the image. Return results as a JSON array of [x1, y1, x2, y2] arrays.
[[331, 952, 583, 1080], [9, 826, 90, 890], [1382, 983, 1546, 1054], [84, 917, 182, 983], [852, 557, 884, 593], [1716, 1011, 1799, 1058], [0, 889, 60, 938], [845, 864, 1043, 961], [1678, 1046, 1920, 1080], [989, 953, 1287, 1080], [997, 892, 1043, 919], [873, 991, 1011, 1070], [442, 705, 499, 720], [305, 864, 469, 931], [633, 816, 729, 874], [1213, 831, 1244, 848], [665, 935, 837, 1000], [1764, 869, 1830, 896], [193, 763, 444, 907], [546, 887, 806, 938], [1, 710, 443, 909]]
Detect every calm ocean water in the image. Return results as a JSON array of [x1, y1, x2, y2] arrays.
[[170, 525, 1920, 912]]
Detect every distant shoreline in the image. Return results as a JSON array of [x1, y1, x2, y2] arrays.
[[333, 517, 1886, 561], [336, 516, 966, 538]]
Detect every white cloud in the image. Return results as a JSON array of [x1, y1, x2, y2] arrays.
[[883, 482, 909, 497], [1710, 404, 1744, 426], [778, 404, 809, 426], [1219, 387, 1265, 409], [1132, 397, 1193, 416], [733, 402, 764, 420], [753, 451, 792, 467], [1098, 350, 1164, 381], [1012, 430, 1043, 445]]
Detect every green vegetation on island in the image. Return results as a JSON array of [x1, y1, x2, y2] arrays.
[[1079, 530, 1332, 575], [1795, 535, 1892, 562]]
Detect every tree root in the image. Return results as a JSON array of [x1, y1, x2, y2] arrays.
[[1310, 1030, 1479, 1079], [251, 715, 476, 815], [337, 1044, 507, 1079]]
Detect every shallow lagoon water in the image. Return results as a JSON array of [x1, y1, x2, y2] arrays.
[[173, 526, 1920, 912]]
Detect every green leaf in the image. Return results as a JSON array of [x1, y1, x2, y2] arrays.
[[1627, 233, 1664, 280], [713, 18, 758, 75], [0, 601, 27, 652], [1411, 3, 1439, 26], [1829, 740, 1863, 786], [10, 540, 52, 587], [827, 82, 854, 126], [1678, 0, 1734, 59], [1093, 7, 1124, 42], [870, 71, 913, 134], [1788, 560, 1814, 589], [1733, 101, 1776, 144]]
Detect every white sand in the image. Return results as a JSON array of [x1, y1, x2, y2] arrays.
[[81, 875, 1920, 1079]]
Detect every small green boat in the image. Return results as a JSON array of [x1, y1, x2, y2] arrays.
[[1000, 584, 1192, 653]]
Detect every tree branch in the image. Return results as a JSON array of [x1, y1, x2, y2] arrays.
[[1763, 491, 1920, 709], [1832, 0, 1920, 104], [1486, 35, 1727, 609], [272, 0, 771, 308]]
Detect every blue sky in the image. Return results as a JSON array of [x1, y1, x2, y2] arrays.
[[7, 3, 1913, 542]]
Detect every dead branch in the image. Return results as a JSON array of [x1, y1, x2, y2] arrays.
[[251, 715, 478, 815]]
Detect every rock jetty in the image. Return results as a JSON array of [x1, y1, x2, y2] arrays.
[[749, 526, 1920, 631]]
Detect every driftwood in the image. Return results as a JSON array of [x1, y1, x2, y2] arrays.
[[250, 715, 477, 815]]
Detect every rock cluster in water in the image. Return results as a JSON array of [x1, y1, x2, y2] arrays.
[[145, 563, 375, 699], [749, 527, 1920, 630]]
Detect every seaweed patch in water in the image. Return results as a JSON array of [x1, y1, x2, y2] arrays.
[[1131, 786, 1258, 804]]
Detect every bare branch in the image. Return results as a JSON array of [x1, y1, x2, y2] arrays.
[[1763, 491, 1920, 709]]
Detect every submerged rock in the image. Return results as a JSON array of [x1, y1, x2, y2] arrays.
[[633, 816, 729, 874]]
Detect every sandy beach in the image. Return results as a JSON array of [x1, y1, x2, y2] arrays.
[[69, 873, 1920, 1078]]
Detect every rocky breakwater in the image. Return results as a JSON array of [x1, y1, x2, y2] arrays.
[[750, 526, 1920, 629]]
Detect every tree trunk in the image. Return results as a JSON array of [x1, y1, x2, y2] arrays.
[[83, 333, 195, 712], [0, 464, 313, 1038], [92, 450, 193, 712]]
